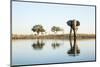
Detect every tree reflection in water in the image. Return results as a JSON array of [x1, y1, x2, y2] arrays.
[[32, 39, 45, 50], [67, 37, 80, 56], [52, 42, 60, 49]]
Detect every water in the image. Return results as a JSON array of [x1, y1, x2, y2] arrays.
[[12, 39, 95, 66]]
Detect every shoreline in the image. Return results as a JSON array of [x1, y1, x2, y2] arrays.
[[12, 34, 95, 40]]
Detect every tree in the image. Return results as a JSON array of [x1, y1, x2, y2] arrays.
[[60, 28, 64, 34], [41, 28, 45, 35], [51, 26, 62, 34], [32, 24, 45, 35], [32, 40, 45, 50]]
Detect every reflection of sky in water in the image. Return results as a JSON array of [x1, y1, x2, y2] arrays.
[[12, 39, 95, 66]]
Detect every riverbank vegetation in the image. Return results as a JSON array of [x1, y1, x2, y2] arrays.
[[12, 24, 95, 39], [12, 34, 95, 39]]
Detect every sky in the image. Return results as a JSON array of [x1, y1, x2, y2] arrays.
[[12, 1, 95, 34]]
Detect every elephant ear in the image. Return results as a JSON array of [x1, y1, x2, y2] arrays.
[[76, 21, 80, 26], [67, 20, 73, 26]]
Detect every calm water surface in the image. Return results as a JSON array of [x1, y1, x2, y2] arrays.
[[12, 39, 95, 66]]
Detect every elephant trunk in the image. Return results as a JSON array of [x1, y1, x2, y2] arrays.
[[73, 19, 77, 39]]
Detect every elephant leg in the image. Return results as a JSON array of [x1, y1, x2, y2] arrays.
[[69, 28, 72, 39], [73, 29, 76, 40], [69, 28, 72, 48], [73, 33, 77, 55]]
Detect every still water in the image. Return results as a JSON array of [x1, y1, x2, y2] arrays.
[[12, 39, 95, 66]]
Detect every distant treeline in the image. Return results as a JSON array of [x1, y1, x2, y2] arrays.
[[12, 34, 95, 40]]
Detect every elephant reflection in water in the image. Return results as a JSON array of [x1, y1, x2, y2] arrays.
[[32, 39, 45, 50], [67, 19, 80, 56], [67, 38, 80, 56]]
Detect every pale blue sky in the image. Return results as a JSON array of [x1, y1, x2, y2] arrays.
[[12, 1, 95, 34]]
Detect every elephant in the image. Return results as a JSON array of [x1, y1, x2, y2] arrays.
[[67, 19, 80, 39]]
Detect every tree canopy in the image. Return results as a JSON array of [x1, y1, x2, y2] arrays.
[[51, 26, 63, 33], [32, 24, 45, 35]]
